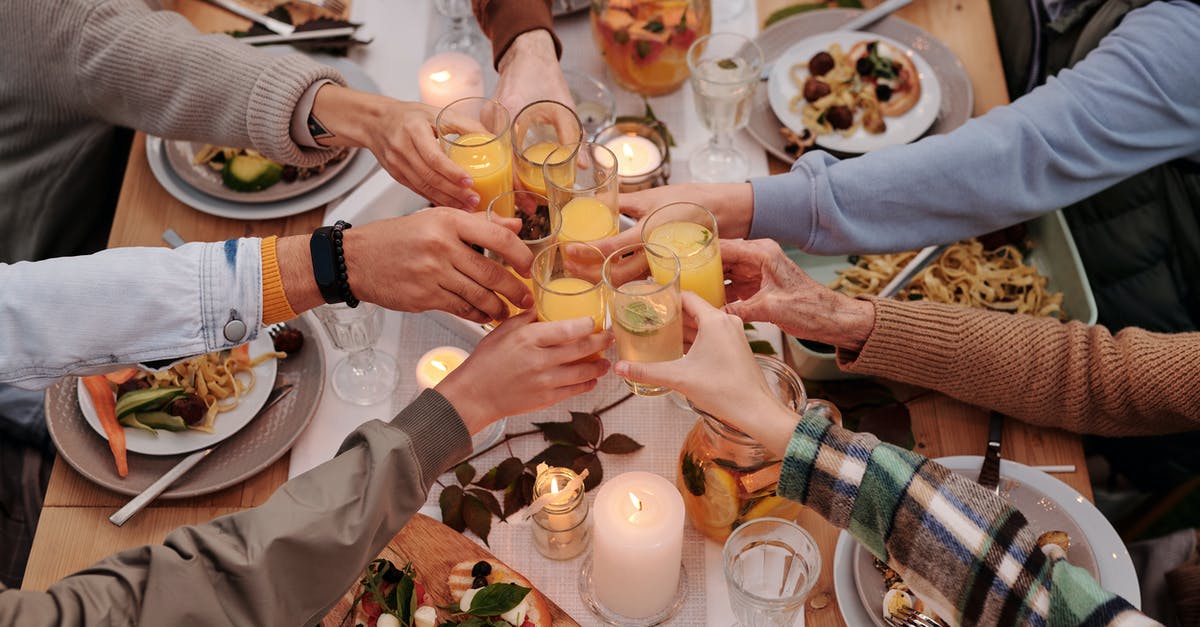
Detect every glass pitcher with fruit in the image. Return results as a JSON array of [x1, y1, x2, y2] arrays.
[[677, 355, 840, 542], [591, 0, 711, 96]]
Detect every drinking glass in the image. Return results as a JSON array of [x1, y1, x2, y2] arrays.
[[563, 70, 616, 139], [433, 0, 488, 65], [686, 32, 764, 182], [603, 243, 682, 396], [436, 97, 512, 213], [485, 190, 562, 325], [532, 242, 607, 332], [512, 100, 584, 196], [723, 517, 821, 627], [641, 201, 726, 307], [543, 142, 620, 243], [313, 303, 398, 406]]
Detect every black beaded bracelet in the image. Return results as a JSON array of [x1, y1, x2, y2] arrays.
[[310, 220, 359, 308]]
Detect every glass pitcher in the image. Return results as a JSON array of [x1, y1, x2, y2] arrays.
[[591, 0, 712, 96], [677, 355, 840, 542]]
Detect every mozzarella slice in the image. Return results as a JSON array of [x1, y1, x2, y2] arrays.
[[500, 597, 529, 627], [459, 587, 479, 612], [413, 605, 437, 627], [376, 614, 402, 627]]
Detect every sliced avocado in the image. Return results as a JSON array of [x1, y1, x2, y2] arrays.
[[136, 411, 189, 432], [222, 154, 284, 192], [115, 387, 185, 418], [118, 413, 157, 435]]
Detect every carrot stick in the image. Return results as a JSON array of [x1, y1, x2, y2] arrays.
[[82, 375, 128, 477], [231, 343, 251, 368], [103, 367, 139, 385]]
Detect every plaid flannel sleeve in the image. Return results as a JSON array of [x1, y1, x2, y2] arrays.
[[778, 411, 1156, 627]]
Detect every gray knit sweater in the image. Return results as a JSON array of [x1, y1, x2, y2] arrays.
[[0, 0, 345, 262]]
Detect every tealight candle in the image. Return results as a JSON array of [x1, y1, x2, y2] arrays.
[[417, 52, 483, 109], [605, 135, 662, 178], [530, 464, 590, 560], [595, 123, 671, 193], [590, 471, 685, 619], [414, 346, 469, 389]]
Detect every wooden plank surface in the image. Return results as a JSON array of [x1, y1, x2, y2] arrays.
[[322, 514, 580, 627]]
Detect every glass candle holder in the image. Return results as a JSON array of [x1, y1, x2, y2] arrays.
[[595, 122, 670, 192], [563, 69, 616, 139], [543, 142, 620, 243], [512, 100, 584, 196], [436, 97, 513, 212], [531, 467, 591, 560]]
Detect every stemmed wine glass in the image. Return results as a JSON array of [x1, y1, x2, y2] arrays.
[[686, 32, 764, 183], [313, 303, 398, 406], [433, 0, 488, 64]]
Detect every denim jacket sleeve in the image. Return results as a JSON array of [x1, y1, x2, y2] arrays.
[[748, 0, 1200, 255], [0, 239, 263, 388]]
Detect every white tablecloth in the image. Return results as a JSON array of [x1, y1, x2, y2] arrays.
[[287, 4, 775, 624]]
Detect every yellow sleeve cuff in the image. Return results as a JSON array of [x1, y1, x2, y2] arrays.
[[260, 235, 299, 325]]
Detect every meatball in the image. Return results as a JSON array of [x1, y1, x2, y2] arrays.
[[116, 378, 151, 398], [807, 51, 835, 77], [272, 327, 304, 355], [826, 105, 854, 130], [167, 394, 208, 426], [803, 77, 831, 103]]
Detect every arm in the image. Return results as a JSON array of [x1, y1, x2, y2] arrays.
[[748, 0, 1200, 254], [472, 0, 572, 124], [472, 0, 562, 68]]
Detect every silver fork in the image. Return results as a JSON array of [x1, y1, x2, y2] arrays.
[[886, 606, 948, 627], [299, 0, 347, 16]]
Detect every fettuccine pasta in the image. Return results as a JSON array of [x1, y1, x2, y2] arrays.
[[830, 240, 1066, 319], [139, 348, 283, 433]]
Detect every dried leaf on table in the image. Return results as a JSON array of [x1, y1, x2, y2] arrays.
[[454, 462, 475, 487], [571, 411, 603, 447], [527, 444, 588, 470], [749, 340, 777, 356], [439, 484, 466, 532], [598, 433, 644, 455], [462, 495, 493, 546], [466, 488, 505, 521], [572, 453, 603, 491], [533, 420, 587, 446]]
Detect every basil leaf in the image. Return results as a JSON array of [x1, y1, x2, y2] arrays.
[[395, 572, 416, 625], [643, 19, 664, 33], [467, 583, 531, 616]]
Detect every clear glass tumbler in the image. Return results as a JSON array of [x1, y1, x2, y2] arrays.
[[313, 303, 398, 406], [686, 32, 764, 182], [602, 242, 682, 396], [641, 201, 726, 308], [512, 100, 584, 196], [485, 190, 562, 326], [532, 241, 607, 332], [543, 142, 620, 243], [436, 97, 512, 213], [723, 517, 821, 627]]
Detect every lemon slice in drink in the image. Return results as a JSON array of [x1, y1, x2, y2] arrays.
[[698, 466, 739, 530], [741, 495, 803, 523]]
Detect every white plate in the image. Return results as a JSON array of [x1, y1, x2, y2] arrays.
[[833, 456, 1140, 626], [767, 31, 941, 153], [77, 334, 278, 456], [146, 49, 380, 220]]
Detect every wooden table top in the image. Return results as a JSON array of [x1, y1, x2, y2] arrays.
[[24, 2, 1092, 626]]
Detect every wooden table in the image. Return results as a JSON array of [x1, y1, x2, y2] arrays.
[[23, 2, 1092, 626]]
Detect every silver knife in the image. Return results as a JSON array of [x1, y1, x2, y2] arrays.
[[236, 27, 360, 46], [108, 383, 294, 527], [878, 244, 949, 299], [203, 0, 295, 36], [977, 412, 1004, 493]]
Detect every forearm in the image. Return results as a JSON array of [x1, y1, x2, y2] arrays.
[[778, 411, 1147, 626], [472, 0, 561, 68], [0, 390, 471, 626], [837, 299, 1200, 435], [750, 0, 1200, 254], [71, 0, 345, 167]]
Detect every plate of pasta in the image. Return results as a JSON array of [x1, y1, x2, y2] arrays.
[[76, 334, 280, 455], [766, 31, 941, 153]]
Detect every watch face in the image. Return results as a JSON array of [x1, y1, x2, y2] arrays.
[[310, 228, 341, 301]]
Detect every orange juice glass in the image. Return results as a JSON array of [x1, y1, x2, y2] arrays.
[[642, 201, 726, 307], [436, 97, 512, 212], [543, 142, 620, 243], [532, 242, 607, 333], [513, 100, 584, 195], [485, 190, 561, 326]]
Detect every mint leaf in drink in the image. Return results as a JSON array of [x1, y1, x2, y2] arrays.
[[618, 301, 664, 336], [467, 583, 531, 616], [717, 58, 738, 70]]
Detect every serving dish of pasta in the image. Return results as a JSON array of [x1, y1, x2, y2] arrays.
[[76, 334, 279, 455]]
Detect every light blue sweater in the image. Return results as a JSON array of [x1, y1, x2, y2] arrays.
[[749, 0, 1200, 255]]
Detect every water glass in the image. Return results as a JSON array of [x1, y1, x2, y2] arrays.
[[543, 142, 620, 243], [485, 190, 561, 325], [603, 243, 682, 396], [313, 303, 398, 406], [531, 242, 607, 332], [563, 70, 616, 139], [436, 97, 512, 212], [723, 517, 821, 627], [641, 201, 726, 307], [512, 100, 584, 196], [686, 32, 764, 182], [433, 0, 488, 65]]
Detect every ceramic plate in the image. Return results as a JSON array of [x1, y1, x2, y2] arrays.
[[748, 8, 973, 162], [46, 316, 325, 498], [767, 31, 941, 153], [164, 141, 358, 203], [833, 456, 1140, 626], [77, 334, 277, 456]]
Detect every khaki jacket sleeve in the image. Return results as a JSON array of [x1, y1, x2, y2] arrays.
[[0, 389, 472, 627]]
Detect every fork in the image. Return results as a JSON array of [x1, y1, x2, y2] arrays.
[[886, 606, 949, 627], [299, 0, 347, 16]]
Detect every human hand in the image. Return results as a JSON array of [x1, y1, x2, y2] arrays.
[[619, 182, 755, 238], [494, 30, 572, 123], [612, 293, 797, 454], [310, 85, 483, 210], [721, 239, 874, 351], [438, 312, 613, 433]]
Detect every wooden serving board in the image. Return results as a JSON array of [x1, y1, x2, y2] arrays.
[[323, 514, 579, 626]]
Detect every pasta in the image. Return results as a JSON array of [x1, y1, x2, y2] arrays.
[[138, 348, 283, 433], [829, 240, 1066, 319]]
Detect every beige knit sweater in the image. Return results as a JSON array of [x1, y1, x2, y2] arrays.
[[838, 298, 1200, 436], [0, 0, 344, 262]]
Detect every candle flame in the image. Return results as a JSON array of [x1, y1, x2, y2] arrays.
[[431, 359, 448, 373], [628, 492, 643, 511], [430, 70, 452, 84], [621, 142, 636, 160], [551, 478, 561, 494]]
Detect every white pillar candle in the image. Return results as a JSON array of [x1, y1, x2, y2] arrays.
[[591, 471, 685, 618], [417, 52, 484, 109], [415, 346, 469, 389], [604, 135, 662, 178]]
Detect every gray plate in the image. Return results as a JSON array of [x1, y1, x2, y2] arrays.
[[748, 8, 973, 162], [164, 142, 358, 204], [45, 316, 325, 499]]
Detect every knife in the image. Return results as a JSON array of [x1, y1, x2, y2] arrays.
[[202, 0, 295, 35], [108, 383, 294, 527], [236, 27, 361, 46], [977, 411, 1004, 493]]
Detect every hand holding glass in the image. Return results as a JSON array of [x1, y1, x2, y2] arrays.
[[436, 97, 513, 213], [603, 243, 683, 396], [512, 100, 584, 196]]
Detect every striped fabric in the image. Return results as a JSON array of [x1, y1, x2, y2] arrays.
[[778, 411, 1160, 627]]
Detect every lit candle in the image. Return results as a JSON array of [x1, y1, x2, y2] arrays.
[[530, 463, 590, 560], [591, 471, 685, 619], [414, 346, 469, 389], [604, 135, 662, 178], [417, 52, 484, 109]]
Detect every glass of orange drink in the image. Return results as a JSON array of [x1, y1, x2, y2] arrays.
[[436, 97, 513, 213], [543, 142, 620, 243], [642, 201, 726, 308], [532, 242, 607, 335], [484, 190, 561, 328], [512, 100, 584, 196]]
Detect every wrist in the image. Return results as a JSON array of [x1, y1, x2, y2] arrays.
[[275, 235, 324, 314], [798, 290, 875, 352], [435, 374, 491, 435], [310, 84, 384, 149], [498, 29, 557, 73], [716, 182, 754, 239]]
